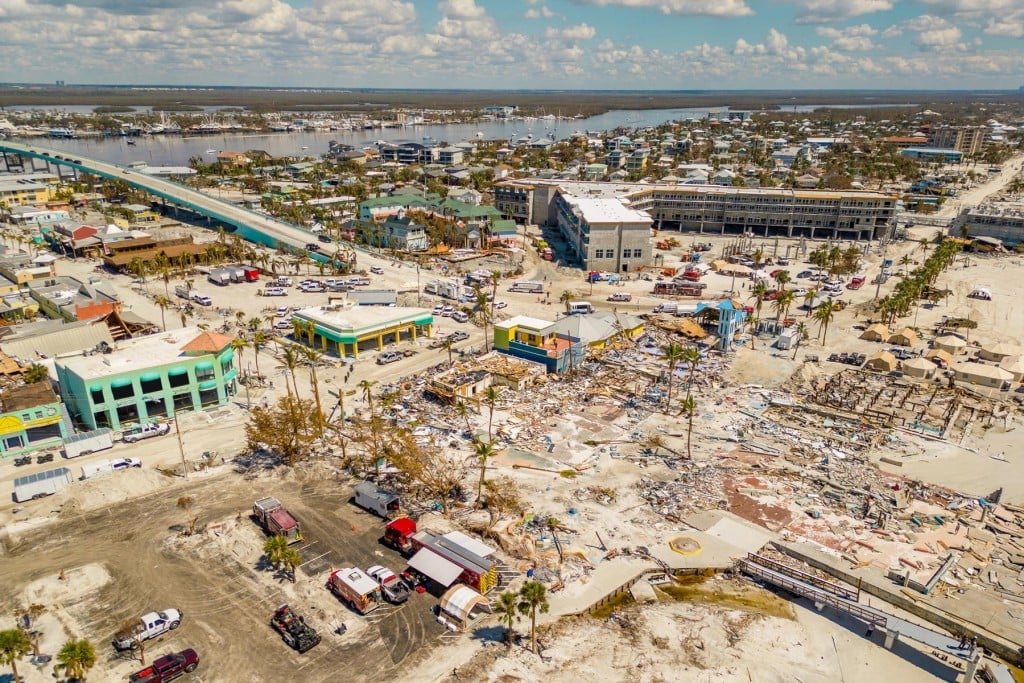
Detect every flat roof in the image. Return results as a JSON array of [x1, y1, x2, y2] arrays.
[[566, 196, 652, 225], [55, 326, 218, 378], [295, 305, 430, 333], [494, 315, 555, 332]]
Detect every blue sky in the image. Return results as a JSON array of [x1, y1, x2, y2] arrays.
[[1, 0, 1022, 89]]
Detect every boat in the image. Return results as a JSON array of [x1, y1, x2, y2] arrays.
[[205, 149, 218, 154], [301, 146, 308, 150], [476, 131, 484, 138], [126, 139, 136, 145]]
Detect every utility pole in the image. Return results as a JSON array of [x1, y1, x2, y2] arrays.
[[174, 412, 188, 481], [873, 221, 893, 302]]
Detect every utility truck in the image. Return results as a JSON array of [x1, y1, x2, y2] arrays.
[[112, 609, 182, 651]]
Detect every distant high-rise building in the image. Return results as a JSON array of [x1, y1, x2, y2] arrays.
[[928, 126, 987, 156]]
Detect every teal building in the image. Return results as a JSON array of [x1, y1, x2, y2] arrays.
[[0, 382, 69, 457], [55, 328, 238, 431]]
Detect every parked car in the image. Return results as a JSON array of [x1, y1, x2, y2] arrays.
[[441, 305, 454, 317], [432, 304, 444, 315], [797, 270, 813, 279], [792, 288, 808, 297], [376, 352, 402, 365], [305, 243, 321, 252], [317, 234, 332, 243], [447, 331, 470, 342], [370, 266, 384, 275], [494, 301, 508, 309], [452, 311, 470, 323]]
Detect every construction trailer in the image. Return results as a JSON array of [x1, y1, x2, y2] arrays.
[[407, 530, 499, 594], [252, 497, 302, 543], [353, 481, 401, 518], [13, 467, 73, 503], [62, 428, 114, 458], [327, 567, 383, 614]]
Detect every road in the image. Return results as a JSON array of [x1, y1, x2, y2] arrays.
[[0, 139, 316, 252]]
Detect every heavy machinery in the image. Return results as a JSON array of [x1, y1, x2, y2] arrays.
[[270, 604, 321, 653]]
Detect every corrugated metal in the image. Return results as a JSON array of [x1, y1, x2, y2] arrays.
[[1, 322, 113, 361]]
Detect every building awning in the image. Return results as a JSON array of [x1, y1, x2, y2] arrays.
[[195, 361, 215, 371], [167, 366, 189, 376], [408, 548, 463, 587], [197, 380, 219, 391], [440, 584, 491, 623], [140, 372, 161, 382], [110, 377, 133, 387]]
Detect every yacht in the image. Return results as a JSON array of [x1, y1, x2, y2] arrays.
[[205, 149, 218, 154]]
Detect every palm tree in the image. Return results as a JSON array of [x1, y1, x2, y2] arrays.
[[792, 322, 809, 360], [281, 547, 302, 583], [774, 269, 791, 292], [814, 300, 837, 344], [493, 591, 520, 652], [442, 337, 454, 368], [680, 394, 697, 459], [263, 535, 290, 569], [773, 290, 795, 322], [22, 363, 48, 384], [252, 331, 267, 378], [517, 581, 550, 655], [301, 346, 326, 436], [54, 638, 96, 682], [750, 281, 770, 321], [681, 346, 701, 395], [472, 438, 497, 505], [559, 290, 575, 314], [154, 295, 172, 331], [276, 346, 302, 400], [0, 628, 31, 683], [659, 343, 685, 410]]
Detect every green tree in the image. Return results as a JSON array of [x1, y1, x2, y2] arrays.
[[245, 395, 320, 466], [263, 535, 290, 569], [22, 364, 48, 384], [281, 546, 302, 583], [659, 343, 685, 410], [559, 290, 575, 314], [494, 591, 520, 652], [54, 638, 96, 682], [792, 322, 809, 360], [0, 628, 31, 683], [680, 393, 697, 460], [154, 294, 172, 332], [517, 581, 550, 655], [814, 300, 837, 344], [472, 438, 497, 506]]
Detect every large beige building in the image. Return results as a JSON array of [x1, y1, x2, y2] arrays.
[[496, 179, 898, 250], [927, 126, 987, 156]]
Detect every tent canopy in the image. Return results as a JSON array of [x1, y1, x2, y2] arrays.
[[440, 584, 491, 624], [408, 548, 463, 587], [864, 351, 898, 372], [888, 328, 918, 347], [934, 335, 967, 350], [860, 323, 889, 341]]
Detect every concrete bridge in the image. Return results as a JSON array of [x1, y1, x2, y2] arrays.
[[0, 140, 322, 255]]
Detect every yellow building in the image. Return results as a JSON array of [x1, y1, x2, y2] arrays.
[[0, 179, 52, 208]]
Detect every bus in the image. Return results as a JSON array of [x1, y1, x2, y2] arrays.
[[508, 280, 544, 293]]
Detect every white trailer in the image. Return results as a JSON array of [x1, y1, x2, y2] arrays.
[[13, 467, 73, 503], [63, 428, 114, 459], [353, 481, 401, 518]]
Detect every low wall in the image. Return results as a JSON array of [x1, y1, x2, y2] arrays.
[[774, 541, 1023, 668]]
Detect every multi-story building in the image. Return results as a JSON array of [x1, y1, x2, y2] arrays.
[[0, 383, 69, 457], [555, 193, 653, 272], [623, 149, 649, 174], [953, 203, 1024, 244], [492, 315, 585, 374], [380, 214, 428, 251], [499, 179, 897, 242], [290, 304, 432, 359], [0, 178, 52, 208], [378, 141, 438, 165], [55, 328, 238, 431], [928, 126, 987, 156], [29, 276, 122, 322]]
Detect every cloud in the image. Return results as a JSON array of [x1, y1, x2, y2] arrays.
[[816, 23, 878, 50], [783, 0, 893, 24], [571, 0, 753, 18], [546, 23, 597, 40], [525, 5, 555, 18]]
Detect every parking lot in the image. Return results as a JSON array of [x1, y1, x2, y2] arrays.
[[0, 470, 450, 683]]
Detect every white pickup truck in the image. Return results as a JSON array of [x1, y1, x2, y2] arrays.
[[122, 423, 170, 444], [113, 608, 183, 651]]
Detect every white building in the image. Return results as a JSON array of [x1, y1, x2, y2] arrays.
[[554, 194, 653, 272]]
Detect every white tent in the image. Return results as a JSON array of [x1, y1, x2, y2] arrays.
[[408, 548, 462, 587], [901, 356, 935, 378], [933, 335, 967, 355], [979, 342, 1022, 362], [439, 584, 491, 630]]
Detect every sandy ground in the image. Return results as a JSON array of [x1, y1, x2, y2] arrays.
[[2, 155, 1024, 682]]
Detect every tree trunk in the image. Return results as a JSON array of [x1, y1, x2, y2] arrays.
[[531, 609, 537, 654]]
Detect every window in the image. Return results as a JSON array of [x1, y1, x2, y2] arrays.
[[4, 435, 24, 451], [220, 360, 233, 376], [195, 368, 215, 382], [172, 392, 194, 412], [110, 383, 135, 400], [140, 376, 164, 394], [90, 388, 105, 404], [26, 423, 62, 443], [198, 388, 219, 407], [117, 404, 139, 425], [168, 372, 190, 389], [144, 398, 168, 419]]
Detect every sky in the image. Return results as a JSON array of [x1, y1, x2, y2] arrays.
[[1, 0, 1022, 90]]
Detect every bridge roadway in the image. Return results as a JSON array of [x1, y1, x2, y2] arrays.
[[0, 140, 318, 254]]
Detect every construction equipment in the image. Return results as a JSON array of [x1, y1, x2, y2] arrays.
[[270, 604, 321, 653]]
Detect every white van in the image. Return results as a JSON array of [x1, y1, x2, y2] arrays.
[[568, 301, 594, 315], [452, 311, 470, 323]]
